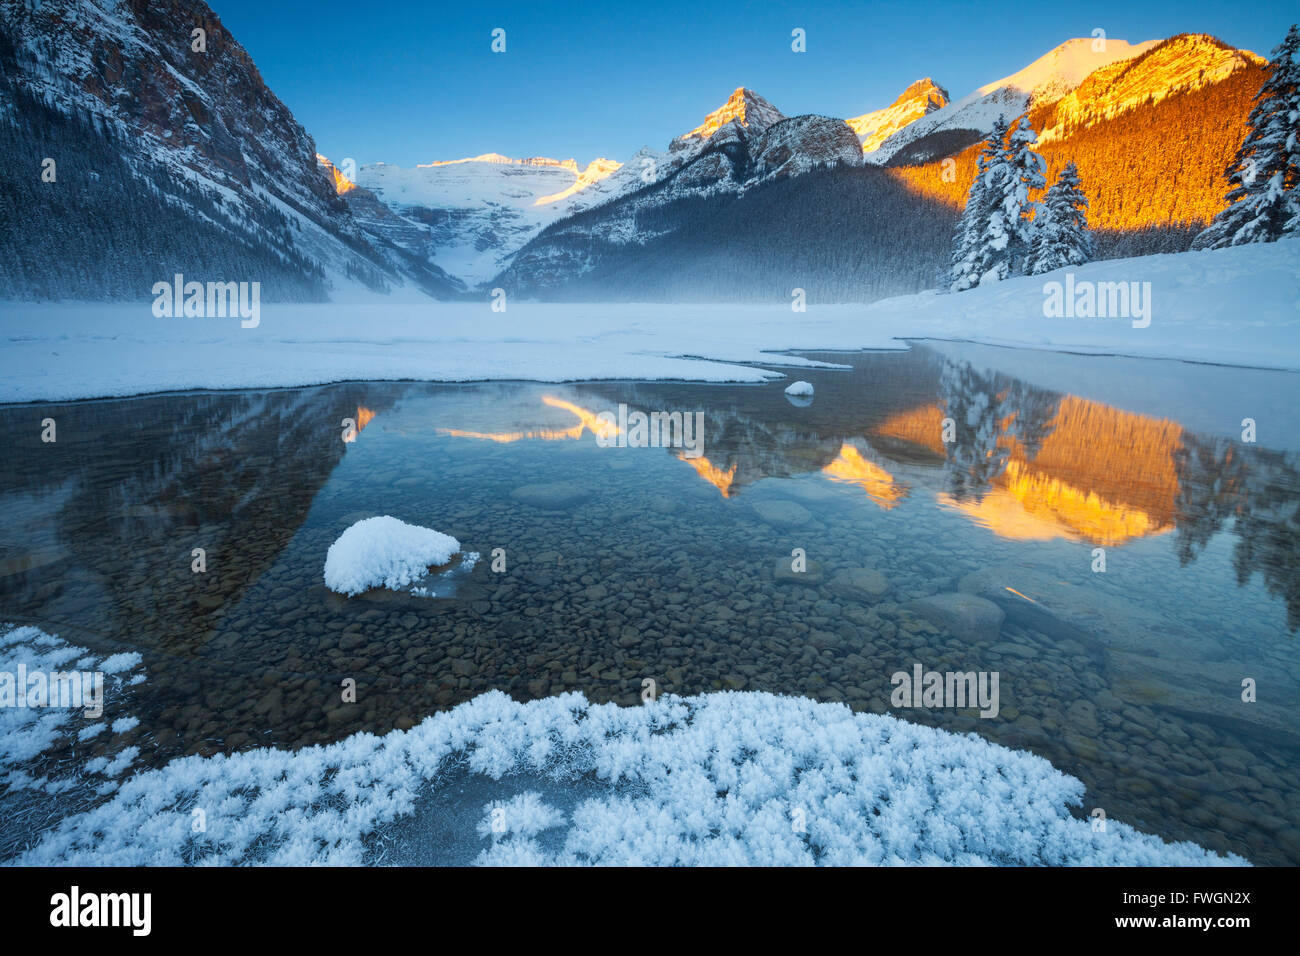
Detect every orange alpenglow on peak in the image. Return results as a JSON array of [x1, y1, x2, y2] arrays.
[[676, 87, 786, 143], [939, 396, 1184, 546], [418, 154, 582, 171], [535, 157, 624, 206], [434, 396, 619, 444], [822, 444, 907, 509], [316, 154, 356, 195], [847, 79, 950, 154], [894, 78, 949, 110]]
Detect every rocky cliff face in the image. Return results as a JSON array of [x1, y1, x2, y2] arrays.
[[670, 87, 787, 147], [866, 37, 1160, 165], [752, 115, 866, 179], [0, 0, 458, 299]]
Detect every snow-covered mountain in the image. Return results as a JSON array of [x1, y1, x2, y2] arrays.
[[656, 87, 861, 187], [867, 38, 1160, 164], [488, 87, 866, 293], [883, 33, 1268, 234], [0, 5, 1273, 305], [847, 79, 949, 153], [0, 0, 458, 300], [670, 87, 788, 148], [343, 152, 653, 287], [354, 87, 862, 290], [1035, 34, 1265, 144]]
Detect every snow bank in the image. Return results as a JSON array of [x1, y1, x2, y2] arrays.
[[2, 239, 1295, 403], [14, 688, 1245, 866], [323, 516, 461, 597]]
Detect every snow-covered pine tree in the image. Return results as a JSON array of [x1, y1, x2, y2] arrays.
[[1027, 161, 1092, 275], [949, 117, 1009, 291], [1193, 24, 1300, 248], [999, 114, 1047, 275]]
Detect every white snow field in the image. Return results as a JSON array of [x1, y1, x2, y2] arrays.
[[323, 516, 462, 597], [10, 681, 1244, 866], [1, 240, 1296, 403]]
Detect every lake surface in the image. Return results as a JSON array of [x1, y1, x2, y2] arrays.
[[2, 344, 1298, 863]]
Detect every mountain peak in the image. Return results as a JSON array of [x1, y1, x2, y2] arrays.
[[848, 78, 950, 154], [973, 36, 1161, 104], [894, 78, 949, 109], [1037, 32, 1265, 143], [675, 87, 786, 145], [863, 36, 1161, 163]]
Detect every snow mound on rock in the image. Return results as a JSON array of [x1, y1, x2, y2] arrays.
[[16, 690, 1247, 866], [323, 516, 461, 596], [785, 380, 814, 396]]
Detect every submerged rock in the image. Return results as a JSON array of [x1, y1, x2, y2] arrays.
[[829, 568, 892, 603], [752, 499, 813, 527], [1106, 649, 1300, 746], [957, 562, 1199, 657], [773, 556, 824, 584], [905, 592, 1005, 642], [510, 482, 588, 510]]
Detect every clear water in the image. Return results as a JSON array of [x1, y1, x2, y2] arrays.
[[2, 344, 1297, 863]]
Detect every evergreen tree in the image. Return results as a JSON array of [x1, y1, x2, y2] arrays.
[[948, 115, 1044, 289], [949, 117, 1009, 291], [999, 114, 1047, 274], [1027, 161, 1092, 274], [1194, 24, 1300, 248]]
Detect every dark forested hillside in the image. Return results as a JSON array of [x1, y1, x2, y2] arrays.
[[0, 79, 331, 301], [497, 163, 958, 302], [0, 0, 460, 302]]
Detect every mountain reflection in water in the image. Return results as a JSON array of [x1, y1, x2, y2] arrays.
[[1, 344, 1298, 863]]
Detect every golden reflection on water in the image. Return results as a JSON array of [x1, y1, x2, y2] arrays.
[[822, 443, 907, 510], [925, 393, 1184, 545]]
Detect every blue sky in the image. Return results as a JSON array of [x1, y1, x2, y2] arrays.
[[210, 0, 1296, 169]]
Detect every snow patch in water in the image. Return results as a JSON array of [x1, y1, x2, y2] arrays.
[[324, 516, 462, 596]]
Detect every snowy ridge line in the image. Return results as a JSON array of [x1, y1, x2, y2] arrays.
[[865, 38, 1161, 164], [11, 684, 1245, 866]]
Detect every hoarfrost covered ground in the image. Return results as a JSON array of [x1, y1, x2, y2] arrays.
[[2, 627, 1245, 866], [1, 240, 1297, 403], [0, 626, 147, 859]]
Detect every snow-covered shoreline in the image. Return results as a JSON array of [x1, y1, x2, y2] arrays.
[[1, 240, 1296, 404], [3, 626, 1245, 867]]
